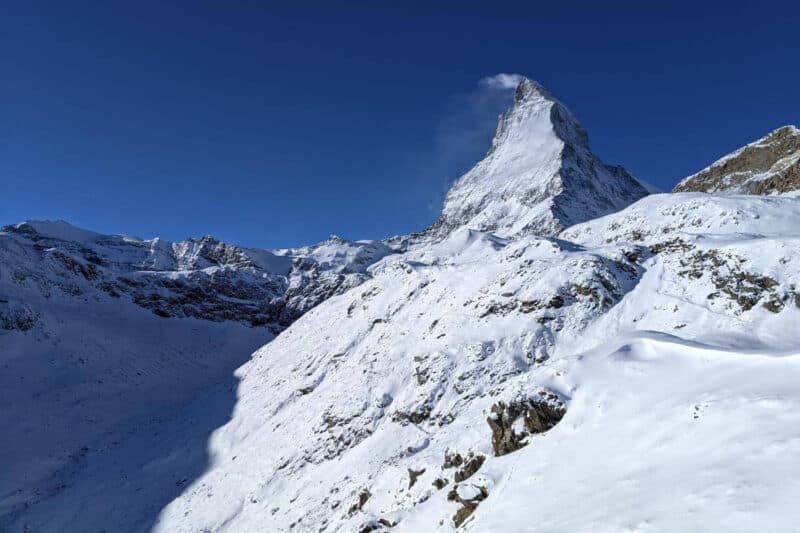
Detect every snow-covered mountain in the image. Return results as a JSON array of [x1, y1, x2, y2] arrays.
[[674, 125, 800, 194], [1, 220, 393, 331], [145, 196, 800, 532], [0, 220, 392, 531], [3, 78, 800, 533], [431, 78, 649, 238]]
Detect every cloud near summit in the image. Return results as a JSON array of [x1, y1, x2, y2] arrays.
[[479, 73, 524, 90]]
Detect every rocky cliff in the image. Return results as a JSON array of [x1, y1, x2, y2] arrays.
[[674, 125, 800, 194]]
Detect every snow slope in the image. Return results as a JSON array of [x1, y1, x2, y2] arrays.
[[472, 334, 800, 533], [0, 222, 391, 531], [149, 191, 800, 532]]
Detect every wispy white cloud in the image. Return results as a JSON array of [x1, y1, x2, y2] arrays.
[[401, 73, 528, 227], [479, 73, 525, 90], [420, 74, 526, 215]]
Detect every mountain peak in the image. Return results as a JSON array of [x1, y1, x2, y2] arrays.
[[505, 78, 589, 149], [674, 125, 800, 195], [513, 77, 553, 103], [6, 220, 104, 243], [432, 77, 648, 239]]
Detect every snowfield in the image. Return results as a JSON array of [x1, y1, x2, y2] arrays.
[[472, 334, 800, 533], [2, 77, 799, 533]]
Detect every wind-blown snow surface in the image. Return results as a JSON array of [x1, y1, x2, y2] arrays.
[[150, 192, 800, 532]]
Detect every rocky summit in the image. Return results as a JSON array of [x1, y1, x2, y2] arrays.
[[432, 78, 649, 239], [2, 78, 800, 533], [674, 125, 800, 195]]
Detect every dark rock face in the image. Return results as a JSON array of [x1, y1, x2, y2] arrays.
[[175, 235, 264, 270], [487, 394, 566, 457], [441, 450, 486, 484], [448, 484, 488, 527], [442, 450, 464, 470], [453, 455, 485, 483], [674, 126, 800, 195], [0, 302, 39, 331], [432, 477, 449, 490], [407, 467, 426, 488], [124, 270, 288, 327]]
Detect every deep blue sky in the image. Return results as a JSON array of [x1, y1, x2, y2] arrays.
[[3, 2, 798, 248]]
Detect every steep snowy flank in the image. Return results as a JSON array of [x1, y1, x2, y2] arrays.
[[674, 125, 800, 195], [432, 78, 648, 238], [279, 236, 395, 317], [0, 220, 391, 530], [144, 192, 800, 533]]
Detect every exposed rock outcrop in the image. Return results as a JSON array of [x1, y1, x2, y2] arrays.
[[487, 394, 566, 456], [674, 125, 800, 194], [448, 484, 489, 527]]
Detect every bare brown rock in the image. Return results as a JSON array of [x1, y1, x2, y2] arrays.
[[453, 455, 485, 482], [674, 126, 800, 195], [407, 467, 425, 489], [448, 485, 489, 527], [432, 477, 449, 490], [487, 395, 566, 456]]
